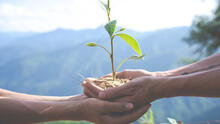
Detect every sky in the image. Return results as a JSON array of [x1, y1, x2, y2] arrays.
[[0, 0, 217, 32]]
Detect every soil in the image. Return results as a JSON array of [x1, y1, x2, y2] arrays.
[[92, 77, 130, 90]]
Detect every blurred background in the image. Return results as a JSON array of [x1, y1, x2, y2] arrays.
[[0, 0, 220, 123]]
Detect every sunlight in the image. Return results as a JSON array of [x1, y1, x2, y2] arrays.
[[0, 0, 217, 32]]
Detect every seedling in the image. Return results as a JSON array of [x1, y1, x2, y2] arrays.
[[86, 0, 144, 81]]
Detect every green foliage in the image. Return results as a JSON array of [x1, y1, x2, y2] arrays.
[[86, 0, 143, 79], [116, 55, 145, 71], [86, 42, 97, 47], [100, 1, 109, 13], [138, 109, 154, 124], [116, 28, 126, 33], [105, 20, 117, 37], [2, 27, 220, 123], [101, 0, 111, 21], [116, 33, 142, 55], [184, 1, 220, 56]]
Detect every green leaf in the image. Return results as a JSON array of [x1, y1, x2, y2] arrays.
[[116, 28, 126, 33], [116, 33, 142, 55], [86, 42, 97, 47], [129, 54, 145, 60], [138, 109, 154, 124], [107, 0, 110, 8], [116, 55, 145, 71], [100, 0, 110, 15], [100, 1, 108, 11], [86, 42, 111, 55], [105, 20, 117, 37]]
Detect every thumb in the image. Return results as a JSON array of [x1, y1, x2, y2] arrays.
[[98, 85, 128, 99], [84, 78, 97, 83]]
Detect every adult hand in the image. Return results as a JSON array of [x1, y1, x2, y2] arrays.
[[64, 95, 151, 124], [104, 69, 155, 79], [103, 69, 171, 80], [83, 76, 168, 108]]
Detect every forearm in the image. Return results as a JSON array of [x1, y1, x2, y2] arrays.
[[161, 67, 220, 98], [0, 97, 81, 124], [0, 89, 68, 101], [159, 53, 220, 76]]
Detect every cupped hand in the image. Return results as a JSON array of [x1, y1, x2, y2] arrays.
[[104, 69, 155, 79], [103, 69, 173, 80], [83, 76, 167, 108], [71, 95, 151, 124]]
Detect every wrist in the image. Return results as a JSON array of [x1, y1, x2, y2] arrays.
[[40, 100, 84, 121], [158, 76, 186, 98], [140, 76, 170, 102], [38, 101, 67, 121], [60, 100, 84, 121], [146, 77, 172, 100]]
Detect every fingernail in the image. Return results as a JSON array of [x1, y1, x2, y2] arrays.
[[125, 103, 133, 109], [98, 92, 105, 98]]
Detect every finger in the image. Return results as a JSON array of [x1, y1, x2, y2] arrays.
[[81, 78, 95, 87], [116, 71, 126, 79], [111, 96, 132, 103], [115, 104, 151, 124], [116, 69, 135, 79], [83, 82, 103, 95], [84, 87, 100, 98], [84, 78, 97, 83], [84, 87, 97, 98], [100, 101, 134, 113], [98, 84, 130, 99], [102, 72, 120, 78]]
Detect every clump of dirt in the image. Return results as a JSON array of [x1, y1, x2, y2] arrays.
[[92, 77, 130, 90]]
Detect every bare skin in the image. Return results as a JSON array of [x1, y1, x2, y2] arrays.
[[0, 89, 69, 101], [83, 53, 220, 108], [113, 53, 220, 78], [0, 90, 151, 124]]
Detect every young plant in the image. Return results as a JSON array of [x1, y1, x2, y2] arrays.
[[86, 0, 144, 81]]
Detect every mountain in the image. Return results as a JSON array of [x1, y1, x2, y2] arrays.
[[0, 27, 219, 123], [0, 32, 35, 48]]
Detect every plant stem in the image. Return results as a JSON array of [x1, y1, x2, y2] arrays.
[[97, 44, 111, 55], [110, 37, 116, 81], [106, 0, 115, 81]]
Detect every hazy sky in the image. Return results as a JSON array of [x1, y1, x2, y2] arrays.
[[0, 0, 217, 32]]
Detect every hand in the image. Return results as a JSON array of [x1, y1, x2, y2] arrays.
[[104, 69, 155, 79], [103, 69, 171, 80], [81, 69, 155, 98], [64, 95, 151, 124], [83, 76, 167, 108]]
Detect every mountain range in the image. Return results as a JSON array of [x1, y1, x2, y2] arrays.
[[0, 27, 219, 123]]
